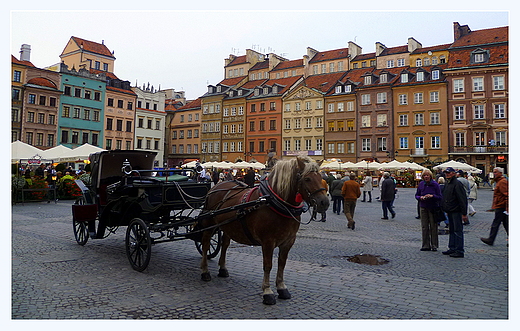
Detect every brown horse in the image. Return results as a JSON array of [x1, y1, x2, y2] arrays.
[[199, 156, 329, 305]]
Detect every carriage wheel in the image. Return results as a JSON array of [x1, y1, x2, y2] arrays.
[[126, 218, 152, 272], [195, 229, 222, 259], [73, 197, 89, 246]]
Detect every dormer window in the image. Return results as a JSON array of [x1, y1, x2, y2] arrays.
[[364, 76, 372, 85], [432, 70, 440, 80], [217, 86, 222, 93], [416, 71, 424, 82], [380, 74, 387, 84], [345, 85, 352, 92], [208, 86, 214, 93], [238, 90, 243, 96], [401, 73, 409, 83], [263, 87, 269, 95], [254, 89, 260, 96], [416, 58, 422, 67], [439, 55, 446, 64], [273, 86, 278, 94], [335, 86, 342, 93], [471, 49, 489, 64], [228, 90, 234, 97]]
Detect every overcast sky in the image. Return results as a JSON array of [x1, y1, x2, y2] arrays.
[[10, 9, 509, 100]]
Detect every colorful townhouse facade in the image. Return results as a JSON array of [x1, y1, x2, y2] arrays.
[[168, 98, 201, 167]]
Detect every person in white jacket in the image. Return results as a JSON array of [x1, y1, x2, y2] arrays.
[[361, 172, 373, 202], [467, 174, 478, 216]]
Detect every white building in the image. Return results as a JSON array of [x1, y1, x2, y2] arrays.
[[132, 84, 166, 167]]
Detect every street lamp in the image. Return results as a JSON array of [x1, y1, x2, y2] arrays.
[[386, 150, 399, 160]]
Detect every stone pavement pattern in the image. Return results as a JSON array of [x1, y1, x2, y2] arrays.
[[12, 187, 508, 319]]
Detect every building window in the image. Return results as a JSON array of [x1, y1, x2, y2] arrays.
[[26, 132, 33, 145], [83, 109, 90, 120], [13, 70, 21, 82], [415, 136, 424, 149], [414, 113, 424, 125], [73, 107, 80, 118], [337, 102, 344, 112], [37, 113, 45, 123], [416, 59, 422, 67], [39, 95, 46, 105], [361, 115, 371, 127], [397, 58, 405, 67], [377, 137, 387, 151], [493, 76, 505, 90], [82, 132, 89, 145], [453, 79, 464, 93], [28, 94, 36, 104], [454, 106, 465, 120], [328, 103, 334, 113], [316, 117, 323, 128], [379, 74, 387, 84], [84, 90, 91, 100], [401, 73, 408, 83], [361, 138, 371, 151], [474, 104, 485, 119], [64, 86, 71, 96], [455, 132, 465, 146], [430, 91, 439, 103], [346, 101, 354, 111], [48, 114, 55, 125], [494, 104, 506, 118], [106, 118, 113, 130], [36, 133, 44, 146], [495, 131, 507, 145], [270, 120, 276, 130], [364, 76, 372, 85], [377, 114, 387, 127], [47, 134, 54, 147], [27, 112, 34, 123], [63, 106, 70, 117], [116, 119, 123, 131], [347, 120, 354, 131], [361, 94, 370, 105], [399, 137, 408, 149], [126, 121, 132, 132], [327, 143, 335, 154], [430, 112, 440, 125], [431, 136, 441, 149], [347, 142, 355, 154], [399, 94, 407, 105], [93, 110, 100, 122], [475, 132, 485, 146], [74, 88, 81, 98], [473, 77, 484, 91], [106, 139, 112, 150], [377, 92, 387, 104], [94, 92, 101, 101], [72, 131, 79, 144], [49, 97, 56, 107], [431, 70, 440, 80], [414, 92, 423, 104], [399, 114, 408, 126], [386, 60, 394, 68], [416, 71, 424, 81], [61, 131, 68, 144]]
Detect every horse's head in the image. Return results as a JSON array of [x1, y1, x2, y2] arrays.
[[295, 157, 330, 213]]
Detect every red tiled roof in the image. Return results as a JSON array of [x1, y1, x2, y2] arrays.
[[379, 45, 408, 56], [411, 43, 452, 54], [90, 68, 118, 79], [106, 85, 137, 95], [272, 59, 304, 71], [391, 64, 448, 87], [26, 77, 58, 89], [11, 54, 35, 67], [351, 52, 376, 62], [71, 36, 114, 58], [176, 98, 201, 110], [451, 26, 508, 48], [262, 75, 303, 94], [250, 60, 269, 70], [225, 55, 247, 67], [309, 48, 349, 63], [447, 44, 508, 68], [217, 76, 246, 87], [240, 80, 267, 89], [304, 72, 347, 93]]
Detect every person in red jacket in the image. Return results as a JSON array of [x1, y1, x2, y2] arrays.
[[341, 173, 361, 230], [481, 167, 508, 245]]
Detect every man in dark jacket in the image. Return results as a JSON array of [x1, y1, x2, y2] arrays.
[[441, 167, 468, 258], [380, 172, 396, 219], [244, 167, 256, 187]]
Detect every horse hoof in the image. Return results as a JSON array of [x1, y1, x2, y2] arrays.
[[263, 294, 276, 305], [277, 288, 291, 300], [218, 268, 229, 278], [201, 272, 212, 282]]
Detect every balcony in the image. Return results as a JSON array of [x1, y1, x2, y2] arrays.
[[450, 145, 508, 154]]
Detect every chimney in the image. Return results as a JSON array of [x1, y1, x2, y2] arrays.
[[453, 22, 471, 41], [20, 44, 31, 62], [407, 37, 422, 53], [348, 41, 362, 59], [375, 42, 386, 56]]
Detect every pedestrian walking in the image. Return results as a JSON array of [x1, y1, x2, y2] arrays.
[[380, 172, 396, 219], [361, 172, 373, 202], [341, 173, 361, 230], [456, 170, 471, 225], [481, 167, 508, 246], [329, 174, 344, 215], [441, 167, 468, 258], [311, 179, 329, 222], [467, 174, 478, 216], [415, 169, 442, 251]]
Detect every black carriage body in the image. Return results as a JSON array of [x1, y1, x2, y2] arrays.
[[86, 150, 211, 227]]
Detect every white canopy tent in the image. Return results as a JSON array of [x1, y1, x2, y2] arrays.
[[39, 145, 72, 160], [351, 160, 382, 171], [378, 160, 408, 171], [433, 160, 482, 174], [320, 160, 355, 171], [58, 143, 106, 162], [11, 140, 42, 163]]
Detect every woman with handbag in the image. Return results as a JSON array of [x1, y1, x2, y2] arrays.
[[415, 169, 443, 251]]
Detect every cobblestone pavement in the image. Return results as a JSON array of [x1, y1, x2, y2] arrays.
[[11, 187, 510, 321]]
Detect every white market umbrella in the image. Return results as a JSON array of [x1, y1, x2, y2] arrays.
[[40, 145, 72, 160], [201, 161, 216, 168], [11, 140, 42, 162], [248, 161, 265, 170], [378, 160, 407, 171], [59, 143, 106, 162], [231, 161, 252, 169], [213, 161, 234, 169], [181, 160, 199, 168], [320, 160, 343, 170], [352, 160, 381, 170], [433, 160, 482, 174], [402, 161, 427, 171]]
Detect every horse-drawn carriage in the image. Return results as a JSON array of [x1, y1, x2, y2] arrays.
[[72, 150, 329, 304]]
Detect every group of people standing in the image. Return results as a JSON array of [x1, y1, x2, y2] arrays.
[[321, 165, 508, 258], [415, 166, 508, 258]]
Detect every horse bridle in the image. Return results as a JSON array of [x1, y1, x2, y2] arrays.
[[298, 171, 326, 203]]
